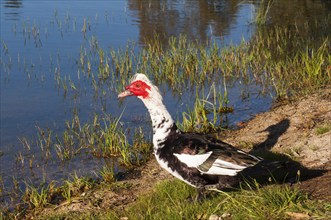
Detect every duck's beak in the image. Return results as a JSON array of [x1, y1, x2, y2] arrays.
[[118, 89, 133, 99]]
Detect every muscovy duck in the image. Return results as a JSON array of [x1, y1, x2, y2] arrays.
[[118, 73, 263, 200]]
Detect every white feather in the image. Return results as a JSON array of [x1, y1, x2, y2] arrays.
[[201, 159, 247, 176], [174, 151, 213, 168], [202, 166, 239, 176], [174, 152, 248, 176]]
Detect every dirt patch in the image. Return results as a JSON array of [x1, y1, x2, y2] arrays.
[[27, 89, 331, 218]]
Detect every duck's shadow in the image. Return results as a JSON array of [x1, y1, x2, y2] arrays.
[[237, 118, 325, 188], [252, 118, 290, 151]]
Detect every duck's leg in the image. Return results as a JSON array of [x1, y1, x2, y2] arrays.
[[195, 176, 237, 202], [195, 184, 220, 202], [195, 187, 206, 202]]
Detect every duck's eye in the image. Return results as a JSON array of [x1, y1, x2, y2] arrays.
[[135, 83, 141, 88]]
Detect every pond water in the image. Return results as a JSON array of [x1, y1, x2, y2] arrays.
[[0, 0, 330, 202]]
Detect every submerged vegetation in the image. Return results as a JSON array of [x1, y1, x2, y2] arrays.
[[18, 112, 152, 166], [1, 1, 330, 218], [77, 27, 330, 100]]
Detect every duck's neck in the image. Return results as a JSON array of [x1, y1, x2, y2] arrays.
[[141, 96, 178, 149]]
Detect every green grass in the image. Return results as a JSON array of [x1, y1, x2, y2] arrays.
[[315, 123, 331, 135], [18, 111, 152, 167], [178, 83, 231, 133], [67, 23, 330, 102], [109, 180, 330, 220], [254, 0, 273, 26], [34, 179, 330, 220], [22, 181, 52, 209], [95, 165, 116, 184]]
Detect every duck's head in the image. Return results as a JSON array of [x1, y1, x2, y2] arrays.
[[118, 73, 161, 101]]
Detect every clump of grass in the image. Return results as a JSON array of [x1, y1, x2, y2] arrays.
[[178, 83, 232, 133], [315, 123, 331, 135], [254, 0, 273, 26], [60, 173, 95, 203], [237, 141, 255, 150], [96, 165, 116, 184], [22, 182, 51, 209], [131, 127, 153, 164], [0, 176, 4, 196]]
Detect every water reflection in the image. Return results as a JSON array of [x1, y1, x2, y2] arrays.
[[265, 0, 331, 25], [2, 0, 23, 20], [253, 0, 331, 50], [262, 0, 331, 37], [128, 0, 243, 44]]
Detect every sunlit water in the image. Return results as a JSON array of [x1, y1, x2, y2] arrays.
[[1, 0, 329, 204]]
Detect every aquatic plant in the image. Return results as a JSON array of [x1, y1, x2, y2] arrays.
[[96, 165, 116, 184], [248, 26, 330, 98], [22, 181, 51, 209], [254, 0, 273, 26], [18, 111, 151, 168], [68, 24, 330, 103], [178, 83, 231, 133]]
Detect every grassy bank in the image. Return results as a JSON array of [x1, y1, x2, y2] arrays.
[[20, 179, 328, 220], [78, 180, 330, 220]]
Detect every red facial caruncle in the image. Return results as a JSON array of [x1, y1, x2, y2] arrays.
[[118, 80, 151, 99]]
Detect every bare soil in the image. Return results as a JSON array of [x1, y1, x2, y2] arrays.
[[28, 89, 331, 218]]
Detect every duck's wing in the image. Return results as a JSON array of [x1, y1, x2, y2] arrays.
[[171, 133, 262, 176]]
